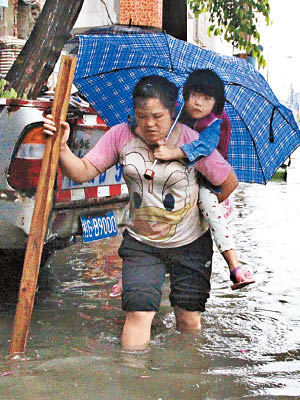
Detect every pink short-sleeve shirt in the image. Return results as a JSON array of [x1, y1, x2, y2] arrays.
[[84, 123, 232, 248]]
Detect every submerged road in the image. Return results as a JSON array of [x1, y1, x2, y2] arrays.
[[0, 177, 300, 399]]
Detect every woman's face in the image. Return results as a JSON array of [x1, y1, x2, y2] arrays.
[[134, 98, 173, 146], [185, 92, 216, 119]]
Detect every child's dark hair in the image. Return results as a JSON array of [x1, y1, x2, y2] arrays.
[[183, 69, 225, 115], [133, 75, 178, 114]]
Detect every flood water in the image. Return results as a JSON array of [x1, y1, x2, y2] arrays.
[[1, 176, 300, 399]]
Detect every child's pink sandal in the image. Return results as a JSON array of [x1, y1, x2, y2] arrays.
[[109, 279, 122, 297], [230, 266, 255, 290]]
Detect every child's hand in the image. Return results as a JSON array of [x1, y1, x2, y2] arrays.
[[154, 145, 185, 161], [43, 114, 70, 150]]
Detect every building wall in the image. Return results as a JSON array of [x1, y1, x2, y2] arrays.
[[0, 0, 16, 37], [187, 10, 216, 50], [187, 6, 234, 56], [73, 0, 119, 30], [72, 0, 164, 32], [120, 0, 162, 28]]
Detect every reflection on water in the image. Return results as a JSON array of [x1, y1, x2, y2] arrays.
[[1, 181, 300, 399]]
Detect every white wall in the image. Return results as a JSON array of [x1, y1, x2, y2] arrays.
[[187, 9, 216, 50], [259, 0, 300, 102], [187, 7, 233, 56], [73, 0, 119, 29]]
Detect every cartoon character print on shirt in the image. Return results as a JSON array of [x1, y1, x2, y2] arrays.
[[122, 144, 191, 242]]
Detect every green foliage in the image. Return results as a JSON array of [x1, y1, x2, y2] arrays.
[[0, 78, 18, 99], [188, 0, 271, 68], [0, 78, 27, 99]]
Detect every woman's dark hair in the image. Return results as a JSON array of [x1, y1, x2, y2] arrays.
[[133, 75, 178, 114], [183, 69, 225, 115]]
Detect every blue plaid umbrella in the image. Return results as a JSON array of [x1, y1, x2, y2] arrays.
[[73, 33, 300, 184]]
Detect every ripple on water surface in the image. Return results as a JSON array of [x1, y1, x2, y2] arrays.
[[1, 183, 300, 399]]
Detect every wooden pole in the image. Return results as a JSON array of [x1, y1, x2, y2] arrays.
[[9, 55, 76, 355]]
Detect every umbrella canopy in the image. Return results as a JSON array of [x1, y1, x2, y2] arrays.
[[73, 33, 300, 184]]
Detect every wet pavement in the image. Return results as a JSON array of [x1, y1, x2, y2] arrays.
[[0, 176, 300, 399]]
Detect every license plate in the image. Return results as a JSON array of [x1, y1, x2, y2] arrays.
[[80, 212, 118, 243]]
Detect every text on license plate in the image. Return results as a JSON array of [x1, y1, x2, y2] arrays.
[[80, 212, 118, 243]]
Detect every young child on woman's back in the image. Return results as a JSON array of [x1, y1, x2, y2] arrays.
[[110, 70, 255, 297], [154, 69, 255, 290]]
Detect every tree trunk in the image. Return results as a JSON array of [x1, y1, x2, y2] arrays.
[[5, 0, 85, 99]]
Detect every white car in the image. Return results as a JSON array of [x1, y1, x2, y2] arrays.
[[0, 95, 128, 268]]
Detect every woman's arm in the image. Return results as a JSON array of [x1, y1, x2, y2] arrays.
[[195, 148, 238, 201], [154, 145, 185, 161], [43, 115, 100, 183], [217, 169, 238, 203], [154, 119, 221, 163], [59, 146, 100, 183]]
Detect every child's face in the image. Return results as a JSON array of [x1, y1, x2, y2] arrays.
[[185, 92, 216, 119]]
